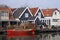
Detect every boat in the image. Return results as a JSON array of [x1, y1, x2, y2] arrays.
[[6, 29, 35, 37], [6, 22, 37, 37]]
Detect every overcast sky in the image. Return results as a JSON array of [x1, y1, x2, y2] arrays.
[[0, 0, 60, 9]]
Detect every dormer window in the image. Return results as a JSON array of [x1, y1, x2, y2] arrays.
[[25, 13, 29, 18]]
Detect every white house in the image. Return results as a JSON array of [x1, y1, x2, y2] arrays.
[[42, 8, 60, 27], [51, 9, 60, 27]]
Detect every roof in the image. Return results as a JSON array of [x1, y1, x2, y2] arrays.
[[13, 7, 26, 18], [42, 8, 59, 17], [0, 8, 11, 11], [29, 8, 38, 16]]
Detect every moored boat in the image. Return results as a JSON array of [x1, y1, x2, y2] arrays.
[[6, 22, 37, 37], [6, 29, 35, 37]]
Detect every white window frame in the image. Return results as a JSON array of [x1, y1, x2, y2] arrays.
[[55, 12, 57, 15], [1, 12, 9, 20], [53, 19, 59, 22], [38, 12, 41, 18], [25, 13, 29, 18]]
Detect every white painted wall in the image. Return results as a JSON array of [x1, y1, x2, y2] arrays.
[[52, 10, 60, 19], [51, 10, 60, 26], [37, 12, 41, 19], [44, 10, 60, 27]]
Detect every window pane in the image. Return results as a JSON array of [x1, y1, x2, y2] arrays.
[[1, 13, 9, 20], [25, 13, 28, 17], [53, 19, 59, 22], [55, 12, 57, 15]]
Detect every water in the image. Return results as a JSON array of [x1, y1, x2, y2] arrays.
[[1, 32, 60, 40]]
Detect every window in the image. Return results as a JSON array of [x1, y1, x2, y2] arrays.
[[55, 12, 57, 15], [53, 19, 59, 22], [1, 12, 8, 16], [38, 12, 41, 17], [25, 13, 29, 18], [1, 12, 9, 20]]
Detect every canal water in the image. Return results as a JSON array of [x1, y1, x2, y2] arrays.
[[0, 32, 60, 40]]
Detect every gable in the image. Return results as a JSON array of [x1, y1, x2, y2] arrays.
[[19, 9, 32, 20], [36, 9, 44, 18], [52, 10, 60, 18], [53, 10, 60, 15]]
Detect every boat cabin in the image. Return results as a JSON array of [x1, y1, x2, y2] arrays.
[[0, 20, 37, 30]]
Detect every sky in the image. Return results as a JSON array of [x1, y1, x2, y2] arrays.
[[0, 0, 60, 9]]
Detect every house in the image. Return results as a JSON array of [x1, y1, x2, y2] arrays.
[[29, 8, 50, 27], [28, 8, 45, 25], [18, 7, 49, 26], [0, 7, 14, 20], [51, 8, 60, 27], [0, 7, 14, 30], [19, 7, 32, 22], [42, 8, 60, 27]]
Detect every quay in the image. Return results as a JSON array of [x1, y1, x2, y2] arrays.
[[35, 29, 60, 34]]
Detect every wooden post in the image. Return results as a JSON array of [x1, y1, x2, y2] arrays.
[[17, 21, 18, 27]]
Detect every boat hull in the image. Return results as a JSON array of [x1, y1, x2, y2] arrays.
[[6, 29, 35, 37]]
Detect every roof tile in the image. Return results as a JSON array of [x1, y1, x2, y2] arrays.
[[29, 8, 38, 16], [0, 8, 10, 11], [42, 8, 58, 17]]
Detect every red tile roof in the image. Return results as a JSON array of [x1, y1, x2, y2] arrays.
[[29, 8, 38, 16], [42, 8, 58, 17], [0, 8, 11, 11]]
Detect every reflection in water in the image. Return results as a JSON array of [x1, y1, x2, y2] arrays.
[[6, 36, 34, 40], [1, 32, 60, 40], [0, 35, 6, 40]]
